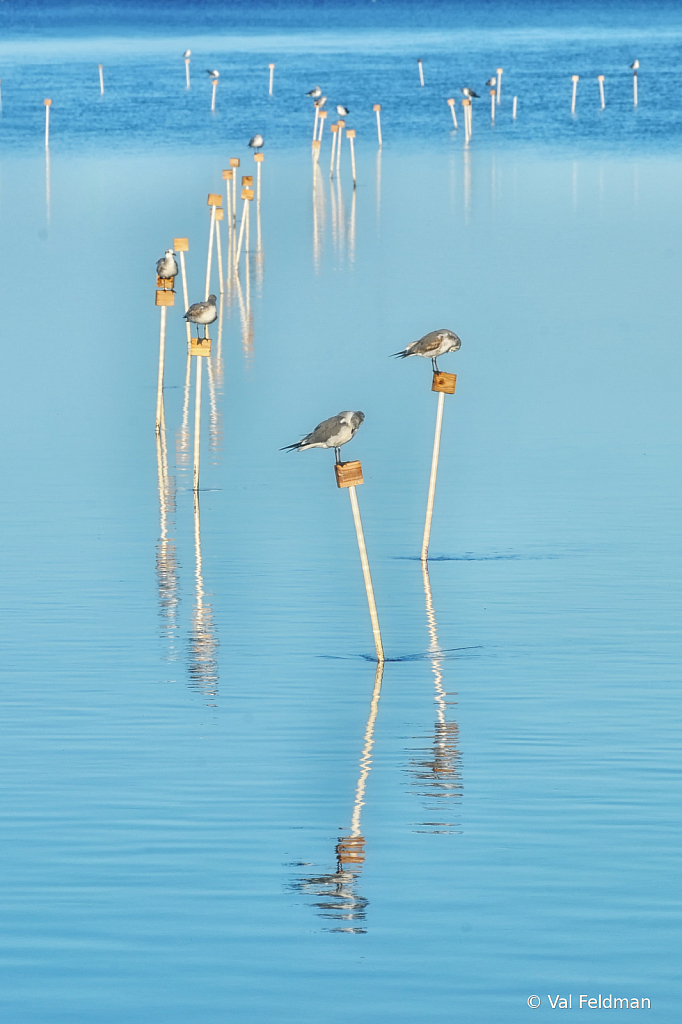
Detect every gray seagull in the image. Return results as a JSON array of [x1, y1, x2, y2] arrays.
[[462, 87, 480, 99], [306, 85, 322, 98], [630, 59, 639, 70], [485, 77, 497, 87], [156, 249, 178, 278], [281, 410, 365, 463], [392, 328, 462, 372], [248, 134, 264, 150], [184, 294, 217, 338], [336, 104, 350, 117]]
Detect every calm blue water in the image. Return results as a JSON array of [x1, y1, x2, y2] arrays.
[[1, 2, 681, 1022]]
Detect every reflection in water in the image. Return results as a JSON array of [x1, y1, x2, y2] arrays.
[[409, 563, 463, 834], [292, 662, 384, 933], [156, 404, 179, 659], [375, 148, 382, 226], [206, 299, 224, 460], [45, 148, 51, 227], [188, 491, 219, 703], [176, 344, 192, 470], [348, 186, 356, 264], [463, 147, 471, 220], [234, 270, 254, 360], [312, 161, 324, 271]]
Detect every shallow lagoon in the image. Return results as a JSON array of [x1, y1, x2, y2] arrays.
[[1, 10, 681, 1020]]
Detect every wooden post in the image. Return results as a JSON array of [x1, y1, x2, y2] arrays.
[[335, 461, 384, 663], [211, 77, 218, 111], [230, 158, 240, 227], [185, 57, 190, 89], [317, 109, 327, 143], [44, 99, 51, 148], [336, 119, 345, 177], [329, 123, 338, 177], [373, 104, 383, 147], [234, 188, 254, 271], [513, 95, 517, 119], [421, 371, 456, 562], [155, 288, 175, 433], [222, 169, 233, 254], [447, 97, 458, 129], [174, 237, 191, 348], [490, 89, 496, 123], [633, 68, 638, 107], [571, 74, 579, 114], [312, 105, 319, 145], [242, 176, 253, 253], [205, 193, 222, 300], [191, 336, 211, 491], [254, 152, 263, 207], [462, 98, 471, 140], [347, 129, 357, 188], [268, 62, 275, 95], [598, 74, 605, 109], [418, 58, 424, 87], [98, 64, 104, 95], [496, 67, 503, 103], [312, 139, 321, 165], [215, 208, 224, 292]]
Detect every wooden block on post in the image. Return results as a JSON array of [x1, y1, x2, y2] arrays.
[[215, 207, 224, 220], [156, 275, 175, 290], [207, 193, 223, 207], [330, 123, 339, 134], [229, 157, 240, 168], [318, 110, 327, 120], [155, 289, 175, 306], [241, 175, 253, 187], [346, 129, 356, 138], [447, 98, 455, 107], [190, 338, 212, 356], [312, 140, 321, 152], [336, 836, 365, 865], [222, 168, 233, 180], [432, 371, 457, 394], [373, 103, 381, 111], [337, 119, 346, 129], [44, 98, 52, 106], [174, 237, 189, 251], [241, 188, 254, 200], [254, 153, 264, 162], [335, 460, 364, 488]]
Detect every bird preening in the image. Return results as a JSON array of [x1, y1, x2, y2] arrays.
[[184, 295, 218, 339], [392, 328, 462, 372], [281, 411, 365, 464]]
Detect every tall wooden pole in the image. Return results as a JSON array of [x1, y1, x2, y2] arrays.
[[185, 58, 190, 89], [155, 283, 175, 433], [329, 123, 338, 177], [571, 74, 579, 114], [598, 74, 605, 109], [336, 119, 345, 177], [98, 64, 104, 95], [347, 129, 357, 188], [418, 58, 424, 87], [421, 372, 456, 562], [447, 98, 458, 129], [205, 192, 222, 299], [193, 353, 202, 491], [373, 104, 383, 146], [268, 62, 275, 95], [211, 77, 218, 111], [44, 99, 51, 148], [496, 67, 503, 104]]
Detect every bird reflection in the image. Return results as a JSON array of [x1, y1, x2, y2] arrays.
[[291, 661, 383, 932], [187, 491, 219, 702], [409, 562, 462, 834], [156, 403, 179, 659]]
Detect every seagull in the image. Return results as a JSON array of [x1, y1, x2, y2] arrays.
[[314, 96, 327, 108], [306, 86, 322, 98], [184, 295, 218, 339], [336, 104, 350, 117], [248, 134, 264, 151], [281, 411, 365, 463], [156, 249, 178, 278], [462, 87, 480, 99], [183, 49, 191, 59], [630, 59, 639, 70], [206, 69, 220, 78], [391, 328, 462, 372], [485, 77, 497, 87]]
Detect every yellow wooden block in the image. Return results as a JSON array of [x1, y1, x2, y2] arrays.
[[335, 460, 364, 488], [155, 289, 175, 306], [229, 157, 240, 167], [215, 207, 224, 220], [330, 123, 339, 133], [373, 103, 381, 111], [337, 119, 346, 128], [241, 188, 254, 200], [447, 98, 455, 106], [311, 140, 320, 150], [191, 338, 212, 356], [346, 129, 356, 138], [432, 371, 457, 394], [254, 153, 264, 162], [318, 110, 327, 119], [241, 175, 253, 186], [174, 237, 189, 251], [44, 98, 52, 106], [207, 193, 223, 207], [222, 168, 233, 179], [156, 275, 175, 289]]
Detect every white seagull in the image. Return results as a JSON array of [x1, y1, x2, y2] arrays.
[[156, 249, 178, 278], [306, 85, 322, 98], [206, 69, 220, 78], [281, 411, 365, 463], [248, 134, 264, 151], [184, 295, 218, 339], [392, 328, 462, 372], [336, 104, 350, 117], [315, 96, 327, 108], [462, 87, 480, 99], [630, 59, 640, 70], [183, 49, 191, 59], [485, 77, 497, 87]]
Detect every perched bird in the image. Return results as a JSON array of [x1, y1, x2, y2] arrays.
[[184, 295, 218, 339], [630, 59, 639, 70], [314, 96, 327, 108], [248, 134, 264, 151], [392, 328, 462, 372], [336, 104, 350, 117], [462, 87, 480, 99], [306, 85, 322, 98], [183, 49, 191, 59], [206, 69, 220, 78], [281, 411, 365, 463], [485, 77, 497, 87], [156, 249, 178, 279]]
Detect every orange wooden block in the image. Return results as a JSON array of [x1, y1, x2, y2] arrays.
[[335, 460, 364, 488], [222, 168, 233, 180], [241, 188, 254, 200], [190, 338, 212, 356], [155, 289, 175, 306], [174, 237, 189, 251], [337, 836, 365, 864], [215, 207, 224, 220], [44, 98, 52, 106], [330, 123, 339, 133], [462, 98, 471, 107], [318, 110, 327, 118], [254, 153, 264, 162], [337, 119, 346, 128], [241, 175, 253, 186], [432, 371, 457, 394], [346, 128, 356, 137], [447, 98, 455, 106], [229, 157, 240, 168], [373, 103, 381, 111], [311, 140, 320, 150], [207, 193, 222, 207], [156, 275, 175, 290]]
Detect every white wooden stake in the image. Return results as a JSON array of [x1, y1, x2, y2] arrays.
[[633, 70, 638, 107], [512, 95, 517, 119], [312, 106, 319, 145], [211, 77, 218, 111], [373, 104, 383, 147], [347, 130, 357, 188], [421, 390, 445, 562], [185, 58, 190, 89], [177, 245, 191, 348], [268, 62, 275, 95], [205, 204, 216, 299], [155, 305, 167, 433], [215, 214, 224, 293], [490, 89, 496, 123], [598, 75, 605, 109], [571, 75, 579, 115], [98, 64, 104, 95], [447, 98, 458, 129], [348, 485, 384, 663], [496, 67, 503, 103], [44, 99, 51, 148], [234, 198, 249, 271], [330, 125, 338, 177], [336, 119, 345, 177], [193, 354, 202, 491], [418, 58, 424, 87]]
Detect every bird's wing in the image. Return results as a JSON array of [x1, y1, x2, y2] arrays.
[[306, 415, 345, 445]]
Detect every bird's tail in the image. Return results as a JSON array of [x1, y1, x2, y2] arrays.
[[390, 348, 409, 359], [280, 441, 303, 452]]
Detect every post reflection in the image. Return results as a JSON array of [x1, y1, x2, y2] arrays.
[[463, 147, 471, 220], [206, 298, 224, 460], [312, 161, 325, 271], [45, 148, 51, 227], [348, 186, 356, 264], [292, 661, 384, 932], [156, 403, 179, 658], [187, 491, 219, 703], [375, 148, 382, 226], [234, 270, 254, 360], [409, 563, 463, 834]]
